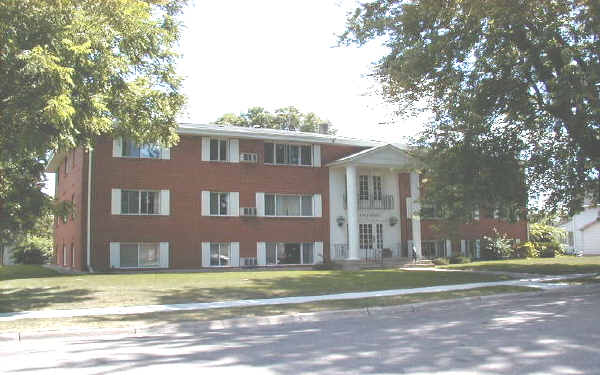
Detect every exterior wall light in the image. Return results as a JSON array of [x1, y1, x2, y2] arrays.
[[336, 216, 346, 227], [389, 216, 399, 227]]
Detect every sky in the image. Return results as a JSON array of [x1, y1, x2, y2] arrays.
[[44, 0, 430, 196]]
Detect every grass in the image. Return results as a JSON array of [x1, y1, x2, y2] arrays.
[[0, 265, 513, 313], [443, 256, 600, 275], [0, 265, 60, 281], [0, 285, 537, 333]]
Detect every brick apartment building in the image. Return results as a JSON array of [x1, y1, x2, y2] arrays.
[[48, 123, 527, 272]]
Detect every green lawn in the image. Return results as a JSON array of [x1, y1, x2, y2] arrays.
[[0, 285, 536, 333], [0, 265, 512, 313], [443, 256, 600, 275]]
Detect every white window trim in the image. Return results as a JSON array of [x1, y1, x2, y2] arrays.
[[115, 137, 168, 160], [209, 138, 229, 162], [264, 193, 319, 218], [264, 142, 315, 167], [265, 242, 318, 265], [210, 192, 229, 216], [120, 189, 163, 216], [112, 242, 167, 269]]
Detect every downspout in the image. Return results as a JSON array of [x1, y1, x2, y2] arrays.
[[86, 148, 94, 272]]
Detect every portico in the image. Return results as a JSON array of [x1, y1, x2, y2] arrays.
[[328, 144, 422, 261]]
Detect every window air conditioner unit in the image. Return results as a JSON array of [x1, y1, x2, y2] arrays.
[[240, 152, 258, 163], [241, 207, 257, 216]]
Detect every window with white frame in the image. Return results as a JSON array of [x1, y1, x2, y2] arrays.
[[359, 224, 373, 249], [264, 194, 313, 217], [210, 192, 229, 216], [265, 242, 314, 265], [210, 139, 228, 161], [264, 143, 312, 166], [210, 243, 230, 266], [120, 243, 160, 268], [359, 175, 369, 200], [122, 138, 161, 159], [421, 240, 446, 258], [421, 203, 445, 219], [372, 176, 382, 201], [466, 239, 481, 259], [376, 223, 384, 249], [121, 190, 160, 215]]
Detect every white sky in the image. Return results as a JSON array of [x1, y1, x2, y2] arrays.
[[43, 0, 429, 196]]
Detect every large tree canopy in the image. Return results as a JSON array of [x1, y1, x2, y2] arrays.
[[215, 106, 334, 134], [342, 0, 600, 216], [0, 0, 186, 240]]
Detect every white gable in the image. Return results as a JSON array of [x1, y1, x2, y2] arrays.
[[328, 144, 420, 170]]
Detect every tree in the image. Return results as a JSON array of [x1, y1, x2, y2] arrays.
[[215, 106, 334, 134], [0, 0, 187, 240], [12, 210, 54, 264], [342, 0, 600, 216]]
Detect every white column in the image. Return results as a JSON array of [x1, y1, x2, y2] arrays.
[[346, 165, 360, 260], [410, 172, 422, 258], [446, 239, 452, 257]]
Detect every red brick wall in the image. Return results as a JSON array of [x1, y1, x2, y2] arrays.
[[398, 172, 527, 243], [54, 148, 87, 271], [90, 136, 365, 270]]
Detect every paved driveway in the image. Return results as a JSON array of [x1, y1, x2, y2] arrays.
[[2, 284, 600, 374]]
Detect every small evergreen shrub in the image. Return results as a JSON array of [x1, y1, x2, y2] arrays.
[[482, 229, 513, 259], [449, 256, 471, 264], [513, 242, 539, 258], [432, 257, 450, 265]]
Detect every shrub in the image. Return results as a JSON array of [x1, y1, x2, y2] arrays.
[[450, 256, 471, 264], [432, 257, 450, 265], [538, 241, 563, 258], [513, 242, 539, 258], [482, 229, 513, 259], [12, 243, 51, 264]]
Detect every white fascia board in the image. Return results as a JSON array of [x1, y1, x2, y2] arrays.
[[177, 123, 381, 147]]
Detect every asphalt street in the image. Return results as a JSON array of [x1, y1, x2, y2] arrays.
[[2, 284, 600, 374]]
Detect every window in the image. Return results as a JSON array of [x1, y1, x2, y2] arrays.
[[372, 176, 382, 201], [71, 244, 75, 267], [421, 203, 445, 219], [264, 143, 312, 166], [121, 190, 160, 215], [359, 224, 373, 249], [120, 243, 160, 268], [63, 244, 67, 266], [122, 138, 161, 159], [264, 194, 313, 217], [422, 240, 446, 258], [265, 242, 314, 265], [359, 175, 369, 200], [466, 239, 480, 259], [210, 243, 230, 266], [210, 192, 229, 216], [71, 194, 75, 221], [210, 139, 228, 161], [376, 223, 383, 249]]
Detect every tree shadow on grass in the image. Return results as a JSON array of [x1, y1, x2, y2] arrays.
[[153, 269, 511, 306], [0, 287, 93, 313]]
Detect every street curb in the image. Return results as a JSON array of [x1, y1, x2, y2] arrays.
[[0, 287, 551, 342]]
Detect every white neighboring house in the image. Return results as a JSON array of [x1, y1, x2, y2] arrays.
[[559, 205, 600, 255]]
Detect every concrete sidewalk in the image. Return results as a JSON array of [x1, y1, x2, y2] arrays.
[[0, 274, 590, 322]]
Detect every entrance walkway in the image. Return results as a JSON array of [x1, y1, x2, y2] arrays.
[[0, 274, 589, 322]]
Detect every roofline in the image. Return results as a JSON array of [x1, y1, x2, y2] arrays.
[[177, 123, 381, 147], [326, 143, 417, 168], [46, 123, 383, 172]]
